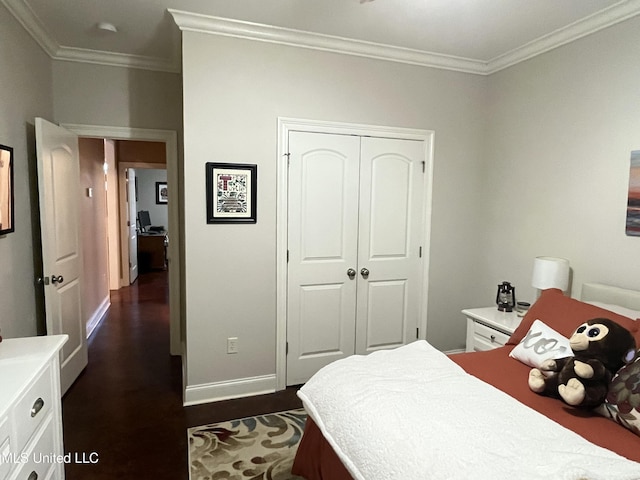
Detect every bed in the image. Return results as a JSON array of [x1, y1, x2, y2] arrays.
[[291, 283, 640, 479]]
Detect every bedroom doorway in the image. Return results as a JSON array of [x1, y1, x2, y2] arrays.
[[276, 119, 435, 387], [65, 124, 182, 357]]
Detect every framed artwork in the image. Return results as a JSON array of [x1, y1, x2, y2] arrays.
[[206, 162, 257, 224], [0, 144, 14, 235], [156, 182, 168, 204], [626, 150, 640, 236]]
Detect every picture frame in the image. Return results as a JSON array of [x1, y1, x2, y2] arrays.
[[206, 162, 257, 224], [156, 181, 168, 204], [626, 150, 640, 236], [0, 144, 14, 236]]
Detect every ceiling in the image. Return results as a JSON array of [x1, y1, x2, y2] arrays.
[[3, 0, 640, 74]]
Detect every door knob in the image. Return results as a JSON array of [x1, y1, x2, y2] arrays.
[[51, 275, 64, 285], [360, 268, 370, 278], [347, 268, 356, 279]]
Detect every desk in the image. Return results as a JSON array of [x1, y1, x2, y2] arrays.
[[138, 232, 167, 271]]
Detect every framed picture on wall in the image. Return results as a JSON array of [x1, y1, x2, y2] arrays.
[[206, 162, 257, 224], [0, 144, 14, 235], [156, 182, 168, 204], [627, 150, 640, 236]]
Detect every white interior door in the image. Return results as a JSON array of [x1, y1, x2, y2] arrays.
[[286, 132, 360, 385], [127, 168, 139, 283], [355, 137, 425, 354], [35, 117, 87, 395]]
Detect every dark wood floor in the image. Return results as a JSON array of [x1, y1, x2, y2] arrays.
[[62, 271, 302, 479]]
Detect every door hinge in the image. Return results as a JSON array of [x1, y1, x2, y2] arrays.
[[422, 161, 426, 173], [286, 342, 289, 355], [419, 246, 422, 258], [284, 152, 291, 166], [287, 250, 289, 263], [416, 327, 419, 339]]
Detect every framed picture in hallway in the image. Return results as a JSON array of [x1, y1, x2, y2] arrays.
[[0, 144, 14, 235], [206, 162, 257, 224], [156, 181, 168, 204]]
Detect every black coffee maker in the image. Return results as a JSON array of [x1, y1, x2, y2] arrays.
[[496, 281, 516, 312]]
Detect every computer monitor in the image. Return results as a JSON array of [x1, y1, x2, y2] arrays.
[[138, 210, 151, 232]]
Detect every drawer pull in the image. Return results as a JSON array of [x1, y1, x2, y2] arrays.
[[28, 471, 38, 480], [490, 335, 496, 342], [31, 397, 45, 417]]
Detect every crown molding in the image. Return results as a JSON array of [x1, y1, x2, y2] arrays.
[[4, 0, 640, 76], [169, 3, 640, 75], [168, 9, 488, 75], [1, 0, 58, 57], [487, 0, 640, 74], [55, 46, 181, 73], [1, 0, 180, 73]]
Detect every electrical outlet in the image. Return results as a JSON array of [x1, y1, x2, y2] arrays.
[[227, 337, 238, 354]]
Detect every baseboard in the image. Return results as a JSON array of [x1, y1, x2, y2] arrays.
[[184, 374, 277, 406], [444, 348, 466, 355], [86, 296, 110, 339]]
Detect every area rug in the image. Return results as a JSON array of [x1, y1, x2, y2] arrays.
[[188, 409, 307, 480]]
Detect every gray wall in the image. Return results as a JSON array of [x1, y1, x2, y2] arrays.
[[0, 3, 54, 338], [181, 34, 488, 395], [481, 16, 640, 306]]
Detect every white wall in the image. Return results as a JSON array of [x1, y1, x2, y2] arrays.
[[182, 33, 488, 400], [481, 16, 640, 306], [0, 5, 53, 338], [135, 168, 168, 230]]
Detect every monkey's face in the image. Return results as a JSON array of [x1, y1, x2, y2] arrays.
[[570, 322, 609, 352]]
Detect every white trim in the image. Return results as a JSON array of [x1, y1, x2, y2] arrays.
[[5, 0, 640, 75], [276, 117, 434, 391], [170, 5, 640, 75], [444, 348, 466, 355], [86, 296, 110, 339], [55, 46, 181, 74], [1, 0, 180, 73], [1, 0, 57, 57], [62, 124, 182, 359], [486, 0, 640, 74], [169, 9, 486, 75], [184, 374, 276, 406]]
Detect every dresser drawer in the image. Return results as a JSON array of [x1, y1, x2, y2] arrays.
[[11, 365, 53, 455], [472, 322, 510, 350], [9, 415, 55, 480], [0, 416, 12, 480]]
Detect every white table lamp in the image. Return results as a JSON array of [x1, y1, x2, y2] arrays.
[[532, 256, 570, 293]]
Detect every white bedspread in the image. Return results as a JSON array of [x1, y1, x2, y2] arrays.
[[297, 341, 640, 480]]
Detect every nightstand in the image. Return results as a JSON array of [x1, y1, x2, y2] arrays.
[[462, 307, 522, 352]]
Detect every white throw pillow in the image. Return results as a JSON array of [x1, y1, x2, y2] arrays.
[[509, 319, 571, 368]]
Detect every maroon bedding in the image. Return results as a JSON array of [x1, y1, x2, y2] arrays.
[[293, 347, 640, 479], [292, 289, 640, 479]]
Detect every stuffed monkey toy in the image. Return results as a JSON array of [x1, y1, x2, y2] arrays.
[[528, 318, 636, 408]]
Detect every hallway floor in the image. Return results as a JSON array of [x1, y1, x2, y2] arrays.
[[62, 271, 302, 479]]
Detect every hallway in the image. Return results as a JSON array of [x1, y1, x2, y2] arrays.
[[62, 271, 301, 479]]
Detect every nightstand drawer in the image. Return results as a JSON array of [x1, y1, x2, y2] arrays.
[[472, 322, 510, 350]]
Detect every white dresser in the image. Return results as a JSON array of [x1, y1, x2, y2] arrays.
[[0, 335, 68, 480]]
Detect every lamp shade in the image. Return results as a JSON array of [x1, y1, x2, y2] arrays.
[[531, 256, 570, 291]]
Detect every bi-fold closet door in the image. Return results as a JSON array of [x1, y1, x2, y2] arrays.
[[286, 131, 426, 385]]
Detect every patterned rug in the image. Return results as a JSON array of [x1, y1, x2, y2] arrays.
[[188, 409, 307, 480]]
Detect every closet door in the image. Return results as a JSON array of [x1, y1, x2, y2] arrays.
[[355, 137, 425, 354], [286, 132, 360, 385]]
